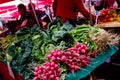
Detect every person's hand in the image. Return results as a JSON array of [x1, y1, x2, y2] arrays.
[[21, 19, 28, 27]]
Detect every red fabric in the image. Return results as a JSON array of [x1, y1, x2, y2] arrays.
[[0, 61, 24, 80], [0, 5, 16, 10], [0, 0, 12, 4], [53, 0, 94, 23], [0, 10, 7, 14], [40, 0, 52, 4]]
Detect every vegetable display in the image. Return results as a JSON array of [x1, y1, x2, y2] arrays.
[[0, 18, 119, 80], [98, 8, 120, 23], [0, 35, 16, 62]]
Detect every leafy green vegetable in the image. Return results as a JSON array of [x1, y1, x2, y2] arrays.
[[7, 18, 76, 80], [0, 35, 16, 61], [70, 25, 98, 53]]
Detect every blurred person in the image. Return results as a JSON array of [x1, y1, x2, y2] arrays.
[[28, 3, 45, 28], [17, 4, 30, 23], [44, 4, 53, 22], [41, 4, 53, 28], [94, 0, 119, 11], [6, 3, 30, 32], [53, 0, 96, 26], [116, 0, 120, 8]]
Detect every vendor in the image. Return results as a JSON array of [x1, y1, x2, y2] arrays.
[[52, 0, 96, 27], [42, 4, 53, 28], [116, 0, 120, 8], [27, 3, 45, 28], [94, 0, 119, 11], [6, 4, 30, 32]]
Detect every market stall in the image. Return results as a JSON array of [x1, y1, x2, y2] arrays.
[[0, 0, 120, 80], [0, 18, 120, 80]]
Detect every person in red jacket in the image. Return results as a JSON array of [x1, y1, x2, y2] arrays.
[[53, 0, 95, 26]]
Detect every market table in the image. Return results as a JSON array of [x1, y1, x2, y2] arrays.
[[92, 22, 120, 79], [66, 22, 120, 80], [97, 21, 120, 33]]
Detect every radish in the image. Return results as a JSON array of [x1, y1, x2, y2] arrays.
[[48, 71, 52, 74], [51, 62, 55, 66], [51, 56, 56, 61], [54, 64, 58, 69], [33, 77, 38, 80], [76, 42, 81, 48], [55, 77, 60, 80], [34, 67, 39, 72], [51, 67, 54, 70], [34, 72, 38, 76], [61, 56, 67, 61], [57, 68, 61, 73], [47, 54, 51, 59], [57, 51, 62, 56], [81, 49, 86, 53], [46, 66, 51, 71]]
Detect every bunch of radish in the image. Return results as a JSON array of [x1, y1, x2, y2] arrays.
[[65, 42, 90, 73], [48, 42, 90, 73], [47, 49, 67, 62], [34, 42, 91, 80], [33, 62, 61, 80]]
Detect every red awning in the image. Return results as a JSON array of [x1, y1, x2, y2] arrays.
[[0, 0, 13, 4]]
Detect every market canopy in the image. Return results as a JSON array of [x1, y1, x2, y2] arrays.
[[0, 0, 13, 4], [0, 0, 53, 21]]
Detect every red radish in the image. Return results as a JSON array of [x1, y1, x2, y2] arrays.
[[81, 49, 86, 53], [76, 42, 81, 48], [34, 67, 39, 72], [47, 54, 51, 59], [43, 76, 47, 80], [54, 64, 58, 69], [57, 68, 61, 73], [71, 69, 75, 74], [50, 50, 55, 54], [53, 70, 57, 75], [34, 72, 38, 76], [51, 67, 54, 70], [46, 66, 51, 70], [57, 51, 62, 56], [44, 62, 51, 66], [33, 77, 38, 80], [49, 75, 55, 79], [48, 71, 52, 74], [51, 56, 56, 61], [51, 62, 55, 66], [61, 56, 67, 61], [55, 77, 60, 80], [74, 66, 80, 70]]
